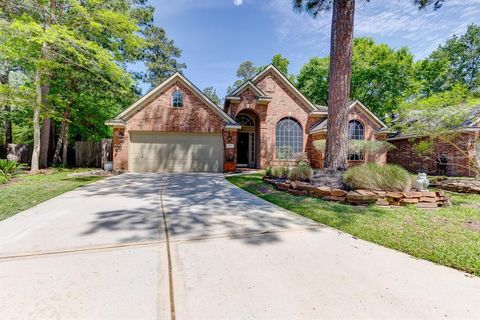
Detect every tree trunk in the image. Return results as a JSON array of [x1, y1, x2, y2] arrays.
[[53, 109, 70, 164], [323, 0, 355, 170], [62, 121, 69, 166], [4, 105, 12, 144], [31, 70, 42, 173]]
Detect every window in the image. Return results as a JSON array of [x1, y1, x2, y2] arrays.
[[172, 90, 184, 108], [348, 120, 364, 140], [236, 114, 255, 127], [276, 118, 302, 159], [348, 120, 364, 160]]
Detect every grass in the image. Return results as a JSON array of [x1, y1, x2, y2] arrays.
[[226, 172, 480, 276], [0, 168, 105, 221]]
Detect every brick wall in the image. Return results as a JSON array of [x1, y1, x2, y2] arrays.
[[388, 132, 479, 177], [308, 104, 387, 169], [113, 81, 227, 171], [229, 70, 312, 168]]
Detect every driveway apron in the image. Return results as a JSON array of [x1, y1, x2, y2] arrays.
[[0, 173, 479, 319]]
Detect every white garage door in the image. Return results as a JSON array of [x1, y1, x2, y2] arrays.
[[129, 132, 223, 172]]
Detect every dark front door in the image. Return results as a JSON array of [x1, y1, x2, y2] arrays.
[[237, 132, 249, 165]]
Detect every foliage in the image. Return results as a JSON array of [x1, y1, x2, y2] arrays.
[[276, 145, 294, 160], [343, 163, 411, 191], [313, 139, 395, 154], [416, 24, 479, 96], [228, 172, 480, 276], [297, 37, 416, 116], [0, 159, 19, 184], [266, 166, 290, 179], [296, 57, 330, 105], [236, 61, 257, 81], [395, 98, 480, 177], [288, 162, 313, 181], [271, 54, 290, 76], [142, 25, 186, 88], [203, 86, 221, 105]]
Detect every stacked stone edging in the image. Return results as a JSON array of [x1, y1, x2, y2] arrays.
[[431, 179, 480, 194], [263, 178, 450, 208]]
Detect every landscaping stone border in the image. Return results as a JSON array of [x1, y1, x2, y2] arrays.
[[263, 178, 450, 208], [431, 179, 480, 194]]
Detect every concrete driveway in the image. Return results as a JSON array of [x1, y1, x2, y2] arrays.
[[0, 173, 479, 319]]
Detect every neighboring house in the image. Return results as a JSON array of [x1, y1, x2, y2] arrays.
[[387, 107, 480, 177], [106, 65, 388, 172]]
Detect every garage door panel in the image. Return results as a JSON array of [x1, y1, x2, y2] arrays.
[[128, 132, 223, 172]]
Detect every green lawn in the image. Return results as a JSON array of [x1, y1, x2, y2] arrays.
[[226, 173, 480, 276], [0, 168, 105, 221]]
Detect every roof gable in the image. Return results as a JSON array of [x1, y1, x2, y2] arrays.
[[112, 73, 237, 124], [251, 65, 318, 111], [228, 80, 267, 97], [309, 100, 387, 134]]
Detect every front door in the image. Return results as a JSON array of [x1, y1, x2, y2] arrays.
[[237, 132, 249, 166]]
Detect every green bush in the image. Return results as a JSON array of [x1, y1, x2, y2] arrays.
[[267, 166, 290, 179], [288, 163, 313, 181], [0, 159, 20, 184], [343, 163, 411, 191]]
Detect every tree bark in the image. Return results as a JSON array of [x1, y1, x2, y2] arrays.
[[53, 109, 70, 164], [4, 105, 12, 144], [31, 70, 42, 173], [62, 120, 69, 166], [324, 0, 355, 170]]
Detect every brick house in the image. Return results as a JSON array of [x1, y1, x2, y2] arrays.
[[106, 65, 388, 172], [387, 116, 480, 177]]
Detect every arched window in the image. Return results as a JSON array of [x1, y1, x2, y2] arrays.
[[348, 120, 364, 160], [276, 118, 302, 159], [236, 114, 255, 127], [348, 120, 364, 140], [172, 90, 184, 108]]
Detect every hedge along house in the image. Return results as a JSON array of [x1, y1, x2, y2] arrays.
[[106, 65, 388, 172]]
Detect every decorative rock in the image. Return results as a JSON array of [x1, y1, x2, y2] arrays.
[[290, 181, 298, 190], [296, 182, 316, 192], [276, 183, 289, 191], [420, 197, 436, 203], [356, 190, 379, 201], [373, 191, 387, 197], [386, 192, 403, 199], [325, 195, 346, 202], [331, 188, 347, 197], [402, 192, 422, 198], [400, 198, 419, 205], [376, 199, 390, 206], [416, 202, 438, 209], [288, 189, 308, 196], [314, 186, 332, 197], [421, 191, 437, 197]]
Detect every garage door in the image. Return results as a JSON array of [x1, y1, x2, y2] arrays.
[[129, 132, 223, 172]]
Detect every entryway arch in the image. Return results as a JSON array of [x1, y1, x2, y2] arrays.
[[235, 110, 259, 168]]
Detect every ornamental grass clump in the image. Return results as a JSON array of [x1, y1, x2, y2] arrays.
[[343, 163, 411, 192], [266, 166, 290, 179], [288, 162, 313, 182], [0, 159, 20, 184]]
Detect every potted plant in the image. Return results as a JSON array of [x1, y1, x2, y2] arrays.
[[224, 152, 236, 172]]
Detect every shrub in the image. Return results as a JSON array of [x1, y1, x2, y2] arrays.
[[0, 159, 20, 184], [270, 166, 290, 179], [343, 163, 411, 191], [288, 162, 313, 181]]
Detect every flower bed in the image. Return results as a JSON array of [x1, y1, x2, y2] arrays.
[[263, 178, 450, 208]]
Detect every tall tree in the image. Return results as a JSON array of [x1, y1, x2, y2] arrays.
[[0, 0, 145, 171], [271, 53, 290, 76], [227, 60, 258, 94], [293, 0, 446, 170], [203, 86, 221, 105], [297, 38, 415, 116], [416, 24, 479, 96], [143, 25, 186, 88]]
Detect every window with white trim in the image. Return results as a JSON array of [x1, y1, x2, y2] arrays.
[[172, 90, 184, 108], [348, 120, 364, 160], [276, 118, 302, 159]]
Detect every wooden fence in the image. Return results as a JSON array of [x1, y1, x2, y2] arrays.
[[0, 144, 33, 163], [75, 139, 112, 168]]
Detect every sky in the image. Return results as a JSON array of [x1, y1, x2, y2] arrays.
[[139, 0, 480, 97]]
